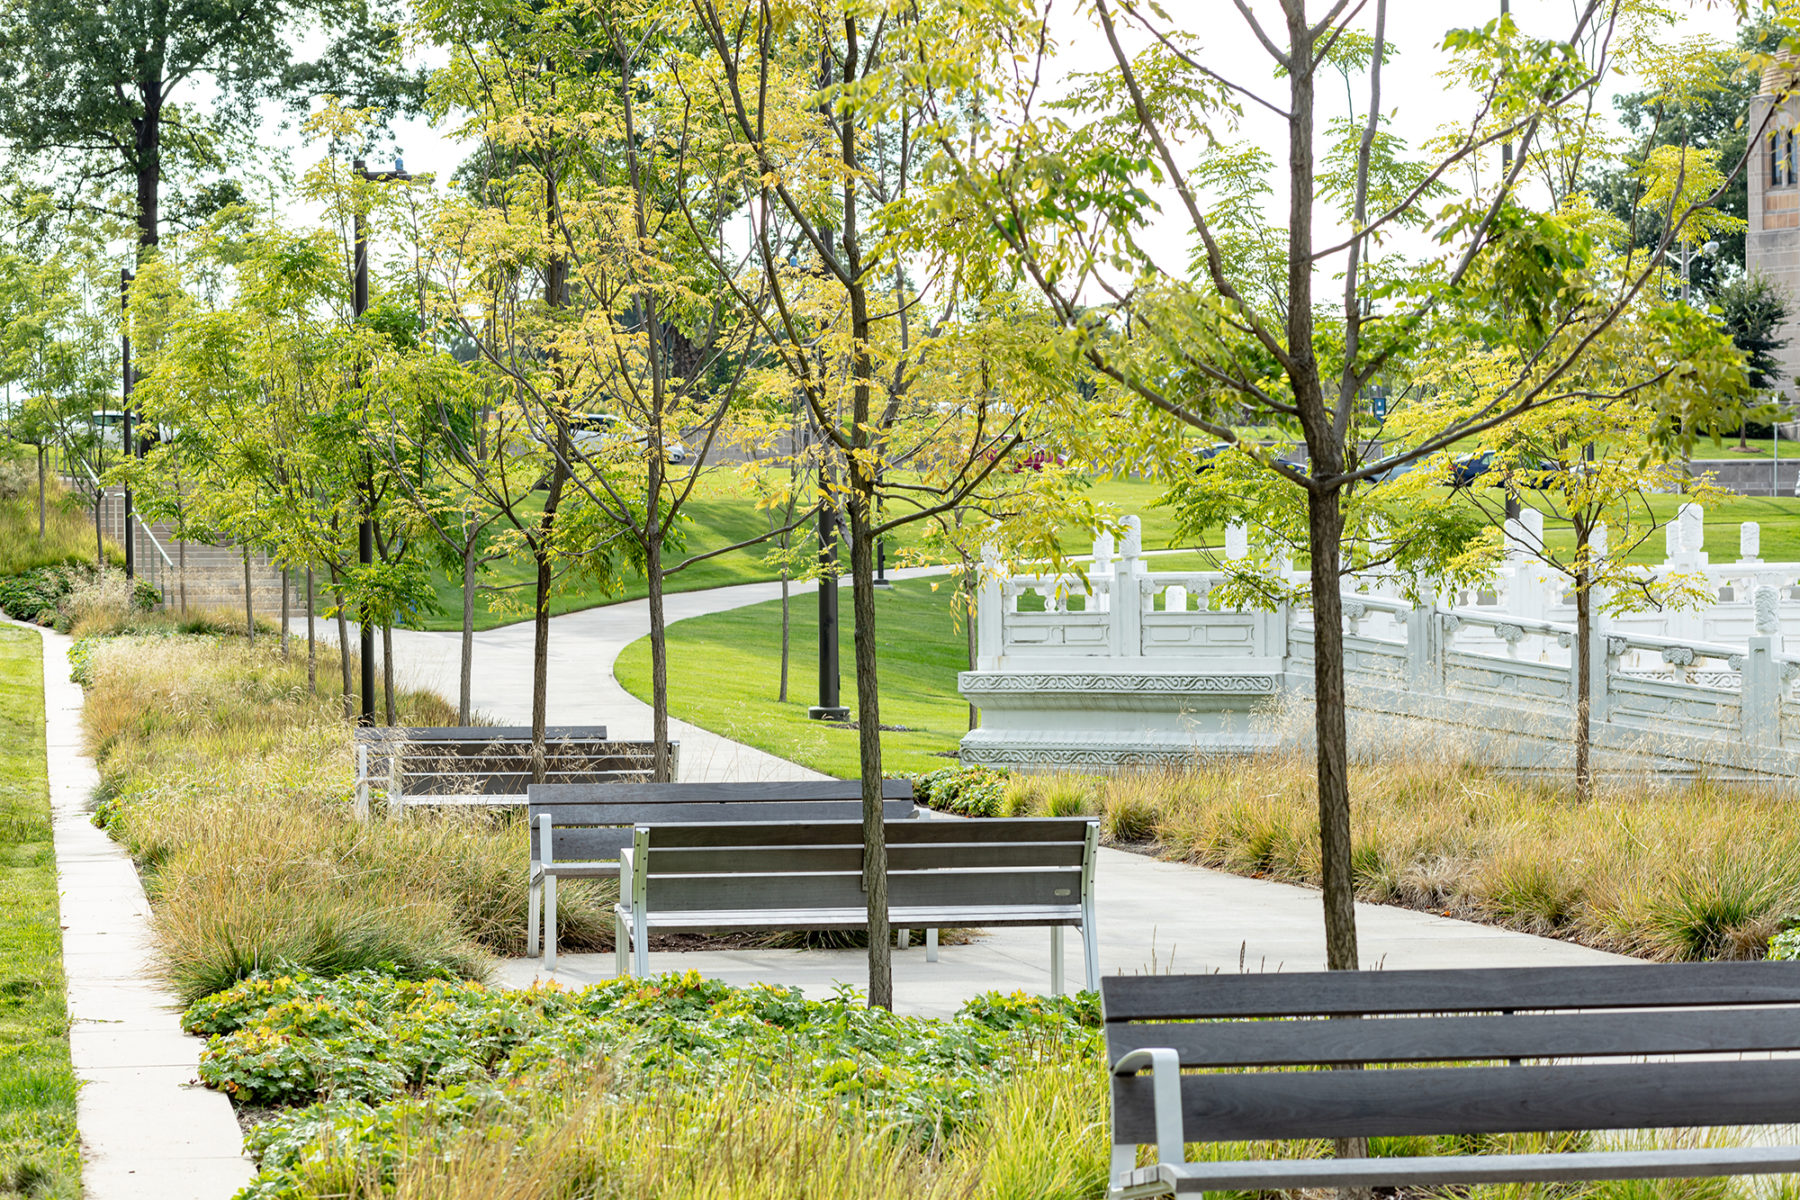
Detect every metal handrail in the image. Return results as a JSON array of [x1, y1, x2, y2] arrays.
[[131, 512, 176, 570]]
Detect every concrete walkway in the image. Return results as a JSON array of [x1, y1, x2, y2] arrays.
[[371, 576, 1636, 1009], [34, 627, 254, 1199], [385, 571, 955, 781]]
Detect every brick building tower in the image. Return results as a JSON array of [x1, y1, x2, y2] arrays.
[[1747, 57, 1800, 398]]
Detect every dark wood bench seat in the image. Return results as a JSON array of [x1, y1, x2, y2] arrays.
[[612, 816, 1100, 996], [352, 725, 669, 816], [526, 779, 917, 964], [1103, 962, 1800, 1199]]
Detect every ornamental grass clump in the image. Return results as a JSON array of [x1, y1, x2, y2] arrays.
[[80, 634, 614, 1002], [937, 758, 1800, 962]]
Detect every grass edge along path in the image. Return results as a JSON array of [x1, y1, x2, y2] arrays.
[[614, 577, 969, 778], [0, 623, 80, 1200]]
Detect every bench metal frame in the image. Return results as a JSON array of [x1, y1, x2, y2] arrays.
[[1103, 962, 1800, 1199], [351, 726, 671, 817], [612, 816, 1100, 995], [527, 780, 918, 965]]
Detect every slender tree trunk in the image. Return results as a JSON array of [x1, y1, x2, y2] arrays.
[[178, 531, 186, 613], [459, 540, 476, 725], [530, 460, 568, 782], [848, 491, 891, 1009], [306, 565, 317, 696], [646, 525, 673, 782], [382, 622, 396, 726], [94, 489, 102, 566], [778, 567, 790, 703], [242, 547, 255, 646], [1575, 554, 1593, 803], [1307, 487, 1358, 970], [35, 446, 44, 538], [966, 579, 978, 732], [280, 568, 290, 659], [333, 574, 354, 721]]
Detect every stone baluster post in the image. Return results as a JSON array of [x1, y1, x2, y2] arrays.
[[1743, 586, 1785, 749], [1407, 602, 1444, 695], [976, 543, 1004, 671], [1092, 531, 1115, 613], [1740, 522, 1762, 565], [1225, 520, 1249, 562], [1114, 516, 1143, 661]]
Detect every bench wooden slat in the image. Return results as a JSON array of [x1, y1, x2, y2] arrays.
[[1100, 962, 1800, 1020], [643, 866, 1084, 914], [1107, 1007, 1800, 1068], [529, 779, 913, 804], [356, 725, 610, 742], [530, 800, 918, 861], [632, 817, 1093, 849], [1119, 1146, 1800, 1197], [1112, 1058, 1800, 1145], [627, 904, 1086, 932], [403, 769, 651, 794], [645, 841, 1087, 875]]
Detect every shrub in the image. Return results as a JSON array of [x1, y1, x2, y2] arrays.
[[912, 765, 1010, 816]]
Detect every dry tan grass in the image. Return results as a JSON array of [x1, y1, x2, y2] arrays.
[[1004, 759, 1800, 961], [83, 634, 614, 1002]]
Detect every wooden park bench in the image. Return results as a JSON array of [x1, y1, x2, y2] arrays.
[[609, 816, 1099, 994], [526, 779, 917, 964], [352, 725, 669, 818], [1103, 961, 1800, 1200]]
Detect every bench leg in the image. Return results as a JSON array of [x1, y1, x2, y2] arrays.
[[543, 874, 558, 970], [527, 874, 541, 959], [1082, 910, 1099, 993], [898, 928, 910, 950], [614, 910, 630, 977], [633, 908, 648, 977], [926, 928, 938, 962], [1050, 926, 1065, 997]]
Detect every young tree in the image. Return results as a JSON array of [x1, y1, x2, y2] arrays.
[[685, 0, 1090, 1008], [947, 0, 1757, 974]]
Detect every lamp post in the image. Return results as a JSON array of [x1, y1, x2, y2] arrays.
[[121, 268, 134, 581], [809, 492, 850, 721], [1669, 239, 1720, 304], [351, 156, 410, 725]]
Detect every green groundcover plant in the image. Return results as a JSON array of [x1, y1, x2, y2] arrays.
[[185, 968, 1101, 1199]]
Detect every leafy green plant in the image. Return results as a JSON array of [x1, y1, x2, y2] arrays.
[[913, 766, 1011, 816]]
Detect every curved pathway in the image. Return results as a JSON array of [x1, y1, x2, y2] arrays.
[[382, 574, 1632, 1009]]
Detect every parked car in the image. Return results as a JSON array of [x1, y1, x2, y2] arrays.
[[1446, 451, 1564, 490], [570, 412, 689, 464]]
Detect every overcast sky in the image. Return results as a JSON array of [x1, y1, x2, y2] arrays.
[[267, 0, 1750, 272]]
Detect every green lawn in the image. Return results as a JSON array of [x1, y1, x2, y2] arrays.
[[0, 626, 79, 1199], [414, 472, 1181, 632], [615, 578, 970, 778]]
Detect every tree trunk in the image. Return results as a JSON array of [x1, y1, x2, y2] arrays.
[[333, 574, 354, 721], [382, 622, 396, 726], [35, 446, 44, 538], [459, 540, 476, 724], [178, 529, 186, 612], [847, 490, 891, 1010], [778, 568, 790, 703], [1575, 554, 1593, 803], [1306, 486, 1358, 971], [967, 581, 978, 732], [530, 459, 568, 782], [306, 565, 317, 696], [280, 568, 290, 659], [134, 85, 161, 250], [242, 547, 255, 646]]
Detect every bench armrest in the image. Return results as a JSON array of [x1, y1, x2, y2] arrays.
[[616, 847, 634, 910], [1112, 1047, 1185, 1175]]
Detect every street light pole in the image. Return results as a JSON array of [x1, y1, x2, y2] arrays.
[[351, 157, 410, 726], [809, 494, 849, 721], [120, 269, 134, 582]]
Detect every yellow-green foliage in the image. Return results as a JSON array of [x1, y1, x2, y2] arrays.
[[83, 634, 615, 1002], [0, 460, 118, 576], [1000, 760, 1800, 961]]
